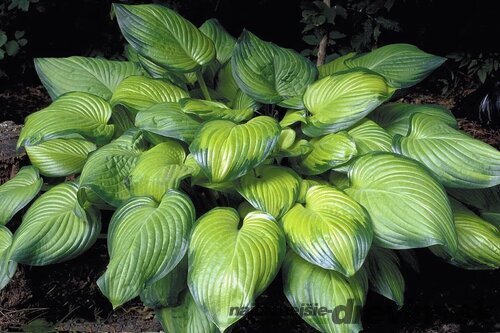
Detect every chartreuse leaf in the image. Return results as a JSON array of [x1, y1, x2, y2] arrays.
[[180, 98, 254, 123], [366, 248, 405, 309], [199, 19, 236, 65], [448, 186, 500, 229], [188, 208, 286, 331], [273, 128, 311, 158], [393, 113, 500, 189], [110, 76, 189, 112], [137, 54, 197, 86], [10, 182, 101, 265], [17, 92, 114, 149], [344, 44, 446, 88], [156, 290, 218, 333], [296, 178, 329, 203], [292, 132, 357, 175], [26, 138, 96, 177], [282, 185, 372, 277], [0, 166, 42, 225], [79, 129, 148, 207], [98, 190, 195, 308], [347, 119, 392, 154], [114, 3, 215, 72], [129, 141, 194, 202], [231, 30, 317, 107], [430, 199, 500, 270], [280, 109, 307, 127], [345, 153, 458, 252], [135, 103, 202, 143], [34, 57, 142, 100], [189, 116, 281, 183], [302, 70, 393, 137], [140, 256, 187, 309], [318, 52, 356, 78], [329, 171, 350, 190], [369, 103, 457, 136], [0, 226, 17, 289], [235, 165, 301, 220], [282, 251, 368, 333]]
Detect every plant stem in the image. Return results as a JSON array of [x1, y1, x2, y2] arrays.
[[316, 0, 331, 66], [196, 70, 212, 101]]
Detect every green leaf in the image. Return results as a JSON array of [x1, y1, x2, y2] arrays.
[[5, 40, 19, 56], [347, 119, 392, 154], [448, 186, 500, 229], [155, 290, 218, 333], [0, 32, 7, 47], [34, 57, 143, 100], [369, 102, 457, 136], [280, 109, 307, 127], [26, 138, 97, 177], [180, 98, 254, 123], [189, 116, 281, 183], [345, 44, 447, 88], [17, 92, 114, 149], [282, 185, 373, 276], [0, 166, 42, 225], [199, 18, 236, 65], [79, 129, 148, 207], [282, 251, 367, 333], [98, 190, 195, 308], [140, 256, 187, 309], [274, 128, 312, 158], [129, 141, 194, 202], [394, 113, 500, 188], [135, 102, 202, 143], [430, 199, 500, 270], [10, 182, 101, 265], [329, 171, 350, 190], [110, 76, 189, 112], [302, 70, 393, 137], [114, 4, 216, 72], [292, 132, 357, 175], [188, 208, 286, 331], [235, 165, 301, 220], [345, 153, 458, 252], [318, 52, 356, 78], [0, 226, 17, 289], [231, 30, 317, 107], [366, 247, 405, 308]]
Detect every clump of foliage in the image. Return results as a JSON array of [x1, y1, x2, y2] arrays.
[[1, 3, 500, 332]]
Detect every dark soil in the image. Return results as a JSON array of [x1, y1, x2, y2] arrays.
[[0, 83, 499, 333]]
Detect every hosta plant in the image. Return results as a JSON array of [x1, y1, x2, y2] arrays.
[[1, 3, 500, 333]]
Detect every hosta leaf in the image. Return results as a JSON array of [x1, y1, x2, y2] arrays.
[[140, 256, 188, 309], [282, 185, 372, 276], [156, 290, 218, 333], [17, 92, 114, 149], [282, 251, 367, 333], [180, 98, 253, 123], [135, 102, 202, 143], [109, 105, 136, 138], [235, 165, 301, 220], [347, 119, 392, 154], [369, 103, 457, 136], [430, 199, 500, 269], [188, 208, 286, 331], [114, 4, 216, 72], [26, 138, 96, 177], [214, 61, 239, 102], [98, 190, 195, 308], [79, 130, 148, 207], [280, 109, 307, 127], [274, 128, 311, 158], [0, 166, 42, 225], [110, 76, 189, 112], [318, 52, 356, 78], [34, 57, 142, 100], [297, 178, 330, 203], [199, 19, 236, 65], [345, 153, 457, 252], [129, 141, 193, 202], [189, 116, 281, 183], [10, 182, 101, 265], [0, 226, 17, 289], [448, 186, 500, 229], [366, 248, 405, 308], [344, 44, 447, 88], [231, 30, 317, 107], [292, 132, 357, 175], [329, 171, 350, 190], [394, 113, 500, 188], [302, 70, 393, 137]]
